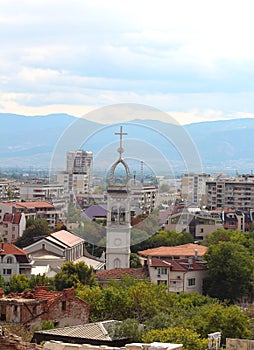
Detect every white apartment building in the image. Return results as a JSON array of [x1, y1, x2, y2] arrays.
[[181, 173, 211, 207]]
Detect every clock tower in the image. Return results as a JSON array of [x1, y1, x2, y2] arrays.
[[106, 126, 131, 270]]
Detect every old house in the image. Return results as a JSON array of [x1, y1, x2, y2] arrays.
[[0, 212, 26, 243], [138, 243, 208, 294], [0, 243, 33, 282], [148, 257, 207, 293], [0, 286, 89, 328]]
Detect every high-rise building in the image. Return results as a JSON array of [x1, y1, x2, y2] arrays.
[[57, 150, 93, 197], [66, 150, 93, 175], [206, 174, 254, 211], [181, 173, 211, 207]]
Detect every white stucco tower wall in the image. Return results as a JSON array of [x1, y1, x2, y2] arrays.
[[106, 126, 131, 270]]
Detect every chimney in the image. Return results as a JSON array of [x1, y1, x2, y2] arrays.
[[63, 288, 75, 298], [194, 249, 198, 259]]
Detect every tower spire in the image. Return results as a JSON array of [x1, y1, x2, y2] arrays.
[[115, 126, 127, 159]]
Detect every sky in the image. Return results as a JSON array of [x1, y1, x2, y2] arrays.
[[1, 0, 254, 125]]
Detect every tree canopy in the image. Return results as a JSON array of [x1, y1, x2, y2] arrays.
[[15, 218, 50, 248], [205, 241, 254, 301], [54, 261, 97, 291]]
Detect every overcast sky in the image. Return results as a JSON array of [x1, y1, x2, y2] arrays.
[[1, 0, 254, 124]]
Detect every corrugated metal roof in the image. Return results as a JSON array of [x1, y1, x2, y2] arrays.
[[35, 320, 121, 341]]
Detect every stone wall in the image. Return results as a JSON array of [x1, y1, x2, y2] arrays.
[[226, 338, 254, 349], [43, 342, 183, 350]]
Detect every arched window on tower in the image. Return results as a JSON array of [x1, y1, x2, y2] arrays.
[[119, 207, 126, 224], [114, 258, 121, 268], [111, 207, 118, 223]]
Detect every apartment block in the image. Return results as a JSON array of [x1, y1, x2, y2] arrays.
[[206, 174, 254, 211], [181, 173, 210, 207], [57, 150, 93, 198]]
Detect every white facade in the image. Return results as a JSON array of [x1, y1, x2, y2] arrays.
[[106, 127, 131, 270], [181, 173, 210, 207]]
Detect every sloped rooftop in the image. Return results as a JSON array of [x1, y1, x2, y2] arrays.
[[139, 243, 207, 258], [50, 230, 84, 247]]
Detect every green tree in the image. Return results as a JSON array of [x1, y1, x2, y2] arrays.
[[15, 218, 50, 248], [130, 253, 142, 268], [29, 274, 54, 290], [111, 319, 144, 342], [6, 274, 30, 294], [142, 327, 208, 350], [54, 261, 97, 291], [205, 241, 254, 301], [0, 273, 5, 289]]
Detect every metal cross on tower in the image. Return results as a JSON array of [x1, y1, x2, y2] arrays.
[[115, 126, 127, 159]]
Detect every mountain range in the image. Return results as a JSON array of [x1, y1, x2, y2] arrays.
[[1, 113, 254, 174]]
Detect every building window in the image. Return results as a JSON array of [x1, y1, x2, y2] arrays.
[[188, 278, 196, 287], [157, 267, 167, 275], [6, 257, 13, 264], [61, 301, 66, 311], [3, 269, 12, 275], [157, 280, 167, 285]]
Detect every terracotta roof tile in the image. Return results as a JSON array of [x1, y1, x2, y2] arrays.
[[139, 243, 207, 258], [150, 257, 207, 272], [0, 243, 28, 256], [3, 213, 22, 224], [2, 201, 54, 209], [8, 286, 62, 305]]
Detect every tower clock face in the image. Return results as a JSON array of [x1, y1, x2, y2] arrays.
[[114, 238, 122, 246]]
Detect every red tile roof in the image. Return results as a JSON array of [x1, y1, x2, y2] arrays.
[[8, 286, 62, 305], [139, 243, 207, 258], [96, 267, 148, 280], [2, 201, 54, 209], [0, 243, 28, 256], [150, 257, 172, 267], [150, 257, 207, 271], [2, 213, 22, 224]]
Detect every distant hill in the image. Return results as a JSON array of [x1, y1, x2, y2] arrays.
[[1, 113, 254, 173]]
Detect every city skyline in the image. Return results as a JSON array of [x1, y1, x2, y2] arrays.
[[1, 1, 254, 125]]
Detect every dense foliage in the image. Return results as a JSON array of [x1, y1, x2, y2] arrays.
[[205, 229, 254, 301], [76, 277, 251, 345], [15, 218, 50, 248]]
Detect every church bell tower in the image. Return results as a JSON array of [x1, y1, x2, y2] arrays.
[[106, 126, 131, 270]]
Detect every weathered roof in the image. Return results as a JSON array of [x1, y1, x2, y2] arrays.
[[96, 267, 148, 280], [6, 286, 62, 305], [34, 320, 121, 341], [139, 243, 207, 258], [150, 257, 207, 271], [50, 230, 84, 247], [2, 213, 22, 224]]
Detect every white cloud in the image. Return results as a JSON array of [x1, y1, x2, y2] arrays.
[[1, 0, 254, 123]]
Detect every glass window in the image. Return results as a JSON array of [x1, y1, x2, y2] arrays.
[[188, 278, 196, 286]]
